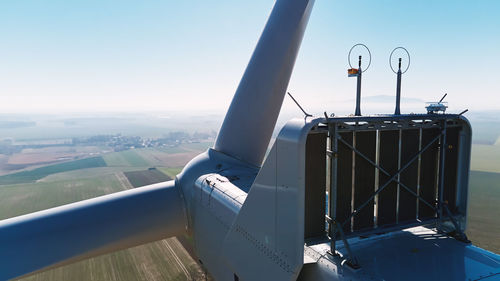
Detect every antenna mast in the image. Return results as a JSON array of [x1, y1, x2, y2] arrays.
[[355, 55, 362, 116], [395, 58, 402, 115], [348, 44, 371, 116], [390, 47, 410, 115]]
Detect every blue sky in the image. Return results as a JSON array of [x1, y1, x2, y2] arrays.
[[0, 0, 499, 115]]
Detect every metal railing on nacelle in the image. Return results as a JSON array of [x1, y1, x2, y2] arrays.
[[304, 114, 472, 268]]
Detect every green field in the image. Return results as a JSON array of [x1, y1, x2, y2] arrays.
[[179, 142, 212, 152], [103, 150, 151, 167], [124, 168, 171, 188], [155, 146, 190, 154], [39, 167, 139, 182], [471, 144, 500, 173], [158, 167, 184, 179], [0, 174, 126, 220], [102, 145, 209, 171], [467, 141, 500, 254], [466, 170, 500, 253], [0, 157, 106, 185]]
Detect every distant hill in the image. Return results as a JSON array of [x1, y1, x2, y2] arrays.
[[361, 95, 425, 104], [0, 121, 36, 129]]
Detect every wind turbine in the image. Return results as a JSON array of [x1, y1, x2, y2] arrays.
[[1, 0, 499, 280]]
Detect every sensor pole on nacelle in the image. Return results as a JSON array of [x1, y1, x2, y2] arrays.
[[348, 44, 371, 116], [355, 56, 362, 116], [395, 58, 402, 115], [390, 47, 410, 115]]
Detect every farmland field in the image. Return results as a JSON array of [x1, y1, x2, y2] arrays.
[[39, 167, 139, 183], [103, 143, 211, 169], [124, 168, 171, 187], [0, 157, 107, 185], [103, 150, 151, 167], [0, 174, 126, 220], [466, 170, 500, 253], [7, 146, 103, 166], [158, 167, 184, 179], [471, 144, 500, 173]]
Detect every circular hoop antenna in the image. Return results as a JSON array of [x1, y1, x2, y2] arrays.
[[390, 47, 410, 74], [348, 44, 371, 73]]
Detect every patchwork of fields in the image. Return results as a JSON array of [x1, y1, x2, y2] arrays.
[[0, 142, 212, 281]]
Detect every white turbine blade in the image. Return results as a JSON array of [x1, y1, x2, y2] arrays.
[[0, 180, 186, 280], [214, 0, 315, 167]]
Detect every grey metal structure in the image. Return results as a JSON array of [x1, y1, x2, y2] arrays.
[[355, 58, 363, 116], [348, 44, 371, 117], [318, 115, 471, 254], [395, 58, 402, 115], [1, 0, 499, 280], [391, 47, 410, 115]]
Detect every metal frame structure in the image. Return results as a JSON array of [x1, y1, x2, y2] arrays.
[[317, 114, 472, 267]]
